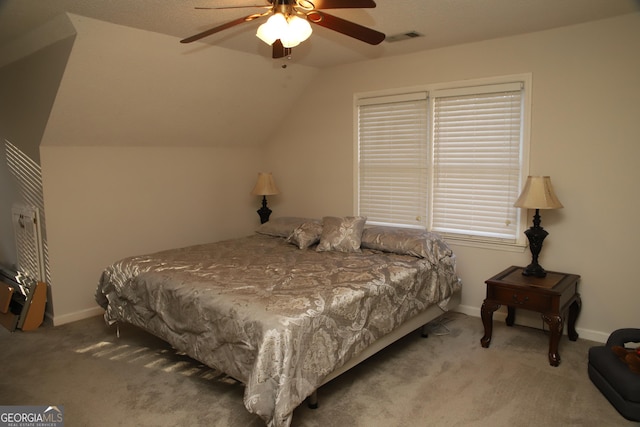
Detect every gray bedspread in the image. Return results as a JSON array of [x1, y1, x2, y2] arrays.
[[96, 233, 461, 426]]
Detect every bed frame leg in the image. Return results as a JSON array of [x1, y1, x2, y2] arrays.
[[307, 390, 318, 409], [421, 324, 429, 338]]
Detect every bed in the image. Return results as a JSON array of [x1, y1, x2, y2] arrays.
[[95, 216, 462, 426]]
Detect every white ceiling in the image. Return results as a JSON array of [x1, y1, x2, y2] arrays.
[[1, 0, 638, 68]]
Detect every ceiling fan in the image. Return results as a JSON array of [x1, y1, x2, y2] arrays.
[[180, 0, 385, 59]]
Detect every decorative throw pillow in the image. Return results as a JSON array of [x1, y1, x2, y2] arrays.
[[361, 225, 452, 264], [316, 216, 367, 253], [256, 217, 318, 238], [287, 222, 323, 249]]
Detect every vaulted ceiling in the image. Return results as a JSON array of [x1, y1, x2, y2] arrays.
[[1, 0, 638, 68]]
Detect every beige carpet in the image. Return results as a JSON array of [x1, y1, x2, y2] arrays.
[[0, 312, 636, 426]]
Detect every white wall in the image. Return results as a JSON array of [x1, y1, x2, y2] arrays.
[[266, 13, 640, 342], [9, 11, 639, 338]]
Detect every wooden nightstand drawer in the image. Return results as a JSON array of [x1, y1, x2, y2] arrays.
[[490, 286, 551, 311]]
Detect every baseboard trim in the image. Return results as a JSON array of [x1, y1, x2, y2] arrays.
[[53, 306, 104, 326], [51, 304, 610, 343], [456, 304, 608, 344]]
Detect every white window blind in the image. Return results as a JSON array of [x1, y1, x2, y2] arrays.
[[358, 93, 428, 227], [431, 83, 523, 241]]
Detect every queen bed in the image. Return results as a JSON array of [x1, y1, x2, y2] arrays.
[[95, 216, 462, 426]]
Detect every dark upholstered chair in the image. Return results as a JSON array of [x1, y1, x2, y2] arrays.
[[588, 328, 640, 421]]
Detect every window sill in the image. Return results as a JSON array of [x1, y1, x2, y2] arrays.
[[443, 236, 527, 253]]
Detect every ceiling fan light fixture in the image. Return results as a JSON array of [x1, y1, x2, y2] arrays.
[[257, 13, 288, 45], [256, 12, 312, 48]]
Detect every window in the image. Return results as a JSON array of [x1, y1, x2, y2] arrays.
[[5, 139, 50, 283], [358, 92, 429, 227], [356, 77, 529, 248]]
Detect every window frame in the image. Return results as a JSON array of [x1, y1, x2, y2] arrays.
[[354, 74, 532, 251]]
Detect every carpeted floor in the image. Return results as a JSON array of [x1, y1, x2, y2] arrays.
[[1, 312, 636, 426]]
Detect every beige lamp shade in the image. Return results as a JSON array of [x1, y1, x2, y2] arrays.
[[251, 172, 280, 196], [514, 176, 563, 209]]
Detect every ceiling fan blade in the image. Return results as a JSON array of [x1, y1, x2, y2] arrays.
[[272, 39, 292, 58], [307, 11, 384, 45], [180, 14, 262, 43], [194, 5, 271, 10], [303, 0, 376, 9]]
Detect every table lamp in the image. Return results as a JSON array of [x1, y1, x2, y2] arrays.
[[251, 172, 279, 224], [514, 176, 563, 277]]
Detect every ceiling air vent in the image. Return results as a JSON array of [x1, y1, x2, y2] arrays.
[[385, 31, 424, 43]]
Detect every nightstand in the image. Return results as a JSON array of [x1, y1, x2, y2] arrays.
[[480, 265, 581, 366]]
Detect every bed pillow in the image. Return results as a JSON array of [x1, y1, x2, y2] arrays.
[[361, 225, 452, 263], [255, 217, 318, 238], [316, 216, 367, 253], [287, 222, 323, 249]]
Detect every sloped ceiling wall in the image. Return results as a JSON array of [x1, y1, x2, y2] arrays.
[[42, 14, 319, 148], [0, 14, 76, 162]]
